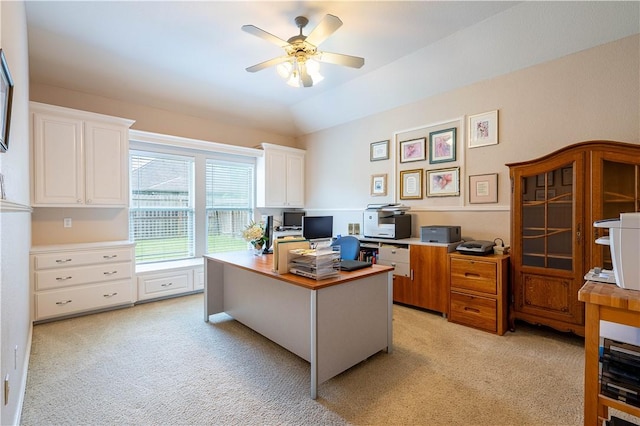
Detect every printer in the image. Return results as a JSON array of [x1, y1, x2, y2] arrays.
[[594, 213, 640, 291], [363, 204, 411, 239]]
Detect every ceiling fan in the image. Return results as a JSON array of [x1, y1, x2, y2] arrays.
[[242, 14, 365, 88]]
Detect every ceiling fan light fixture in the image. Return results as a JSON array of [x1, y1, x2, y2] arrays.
[[278, 57, 323, 88]]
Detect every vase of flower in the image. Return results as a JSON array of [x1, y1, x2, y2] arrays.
[[242, 220, 267, 256]]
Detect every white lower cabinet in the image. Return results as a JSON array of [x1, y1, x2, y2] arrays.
[[135, 259, 203, 301], [31, 241, 136, 322]]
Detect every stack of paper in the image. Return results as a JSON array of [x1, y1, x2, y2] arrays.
[[272, 237, 309, 274]]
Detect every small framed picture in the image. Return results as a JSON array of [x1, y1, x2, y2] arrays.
[[0, 49, 14, 153], [536, 172, 554, 187], [468, 110, 498, 148], [427, 167, 460, 197], [400, 169, 423, 199], [429, 128, 456, 164], [561, 167, 572, 186], [370, 140, 389, 161], [399, 138, 426, 163], [469, 173, 498, 204], [370, 173, 387, 196]]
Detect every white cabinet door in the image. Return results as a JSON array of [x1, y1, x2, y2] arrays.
[[84, 121, 129, 206], [32, 113, 84, 205], [264, 148, 288, 207], [285, 153, 304, 207]]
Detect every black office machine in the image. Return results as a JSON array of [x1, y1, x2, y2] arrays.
[[363, 204, 411, 239], [456, 240, 496, 255], [420, 226, 461, 243]]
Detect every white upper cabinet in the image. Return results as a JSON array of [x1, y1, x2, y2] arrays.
[[31, 102, 135, 207], [256, 143, 305, 208]]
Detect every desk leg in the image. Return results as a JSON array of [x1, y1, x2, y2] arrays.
[[204, 258, 224, 322], [310, 290, 318, 399], [387, 272, 393, 353], [584, 303, 601, 425]]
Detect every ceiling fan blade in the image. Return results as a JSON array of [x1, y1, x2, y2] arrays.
[[318, 52, 365, 69], [305, 14, 343, 47], [241, 25, 290, 48], [246, 56, 290, 73]]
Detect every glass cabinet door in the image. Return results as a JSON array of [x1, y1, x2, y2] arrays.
[[521, 165, 575, 271], [591, 151, 640, 270]]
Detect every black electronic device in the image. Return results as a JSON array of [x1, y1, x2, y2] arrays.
[[302, 216, 333, 241], [456, 240, 495, 255], [263, 215, 274, 254], [339, 259, 372, 271], [282, 211, 305, 230]]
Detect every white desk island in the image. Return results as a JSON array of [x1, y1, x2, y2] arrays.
[[204, 251, 394, 399]]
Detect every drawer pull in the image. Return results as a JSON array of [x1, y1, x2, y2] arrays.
[[103, 292, 118, 298], [464, 307, 481, 313], [55, 258, 72, 264], [103, 255, 118, 259], [161, 282, 173, 287], [391, 262, 396, 268], [55, 300, 72, 305], [103, 271, 118, 276], [391, 250, 396, 254], [464, 272, 481, 277], [55, 276, 73, 281]]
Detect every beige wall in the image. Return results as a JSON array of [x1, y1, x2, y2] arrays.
[[0, 1, 32, 424], [301, 35, 640, 245]]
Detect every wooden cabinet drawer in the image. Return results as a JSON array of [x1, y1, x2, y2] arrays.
[[33, 248, 133, 270], [378, 246, 409, 263], [138, 270, 193, 300], [450, 258, 497, 294], [35, 279, 133, 320], [377, 259, 410, 277], [35, 262, 132, 291], [449, 291, 497, 333]]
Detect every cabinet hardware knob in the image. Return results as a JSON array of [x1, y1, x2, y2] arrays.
[[55, 300, 72, 305], [464, 272, 481, 277], [464, 307, 481, 313], [55, 276, 73, 281], [77, 199, 82, 203], [161, 282, 173, 287], [87, 199, 92, 204], [55, 259, 72, 263], [103, 271, 118, 275], [103, 255, 118, 259], [103, 293, 118, 298]]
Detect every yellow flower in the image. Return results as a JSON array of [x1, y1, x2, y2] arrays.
[[242, 221, 267, 245]]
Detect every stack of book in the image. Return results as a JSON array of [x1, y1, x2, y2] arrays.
[[288, 247, 340, 280]]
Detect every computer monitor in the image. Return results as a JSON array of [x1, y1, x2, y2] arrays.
[[302, 216, 333, 241], [283, 211, 305, 229]]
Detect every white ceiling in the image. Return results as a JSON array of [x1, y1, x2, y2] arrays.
[[25, 1, 639, 137]]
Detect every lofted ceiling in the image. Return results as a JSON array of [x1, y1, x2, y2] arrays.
[[24, 1, 639, 137]]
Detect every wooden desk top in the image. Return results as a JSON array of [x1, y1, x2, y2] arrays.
[[578, 281, 640, 312], [204, 251, 393, 290]]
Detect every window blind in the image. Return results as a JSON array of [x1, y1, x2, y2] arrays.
[[130, 151, 195, 263], [205, 159, 254, 253]]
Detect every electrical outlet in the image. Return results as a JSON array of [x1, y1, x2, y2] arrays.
[[63, 218, 72, 228]]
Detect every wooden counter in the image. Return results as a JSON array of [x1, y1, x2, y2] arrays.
[[578, 281, 640, 425]]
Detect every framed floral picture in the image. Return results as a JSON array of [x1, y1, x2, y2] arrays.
[[399, 138, 426, 163], [429, 128, 456, 164], [427, 167, 460, 197], [371, 173, 387, 196], [400, 169, 423, 199], [468, 110, 498, 148]]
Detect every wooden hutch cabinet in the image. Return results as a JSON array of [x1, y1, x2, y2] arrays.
[[507, 141, 640, 336]]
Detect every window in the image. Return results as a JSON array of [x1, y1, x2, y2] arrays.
[[206, 159, 254, 253], [130, 151, 195, 263]]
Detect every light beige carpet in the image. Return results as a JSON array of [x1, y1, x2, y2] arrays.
[[21, 293, 585, 425]]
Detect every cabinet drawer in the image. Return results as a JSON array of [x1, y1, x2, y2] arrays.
[[449, 291, 497, 333], [34, 248, 133, 270], [450, 258, 497, 294], [35, 279, 133, 320], [378, 246, 409, 263], [35, 262, 132, 291], [377, 260, 410, 277], [138, 270, 192, 300]]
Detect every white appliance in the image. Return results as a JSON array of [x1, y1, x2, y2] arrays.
[[594, 213, 640, 290]]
